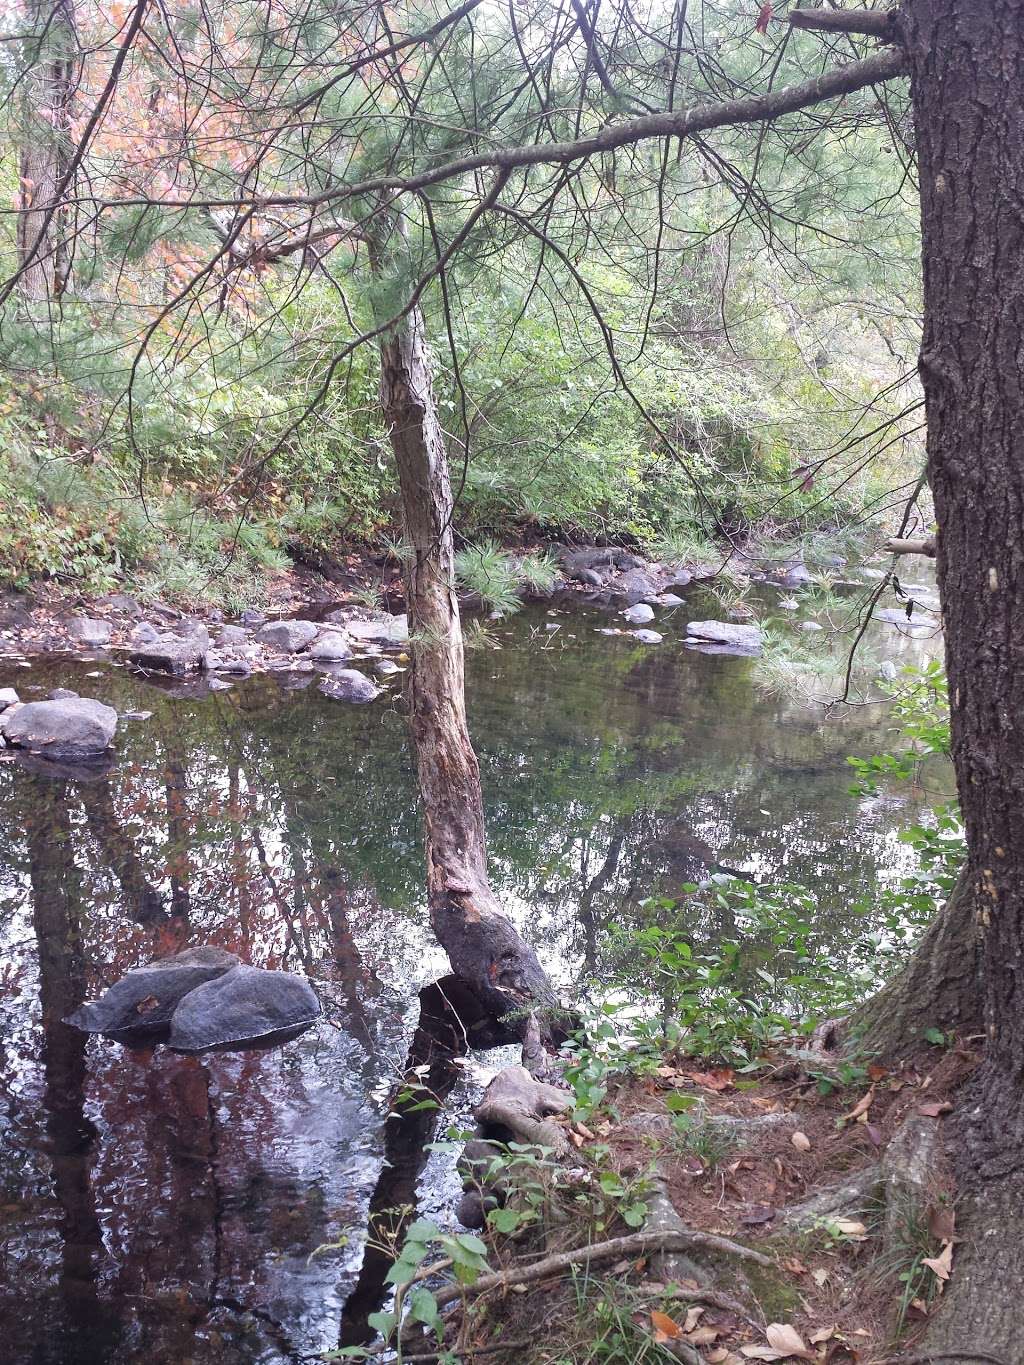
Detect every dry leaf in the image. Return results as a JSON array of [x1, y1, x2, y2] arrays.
[[650, 1309, 683, 1342], [928, 1205, 956, 1242], [688, 1067, 735, 1091], [918, 1100, 953, 1117], [766, 1322, 815, 1359], [783, 1256, 808, 1275], [790, 1130, 811, 1152], [811, 1267, 830, 1287], [841, 1085, 875, 1125], [810, 1325, 837, 1344], [834, 1219, 869, 1241], [867, 1063, 888, 1081], [688, 1326, 722, 1345], [739, 1349, 785, 1361], [682, 1306, 705, 1332], [922, 1241, 954, 1281]]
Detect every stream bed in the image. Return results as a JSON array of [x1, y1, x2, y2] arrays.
[[0, 593, 940, 1363]]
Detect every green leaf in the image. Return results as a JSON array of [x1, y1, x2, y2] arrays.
[[366, 1310, 397, 1340], [923, 1026, 946, 1046], [486, 1206, 524, 1234]]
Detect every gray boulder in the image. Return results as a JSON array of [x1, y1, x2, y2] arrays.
[[614, 568, 661, 606], [129, 621, 160, 646], [657, 593, 685, 606], [374, 658, 402, 676], [129, 637, 206, 675], [318, 670, 380, 703], [257, 619, 319, 652], [630, 629, 663, 644], [346, 614, 409, 646], [0, 687, 19, 709], [167, 964, 321, 1050], [623, 602, 655, 625], [66, 946, 239, 1034], [664, 568, 692, 590], [48, 688, 79, 700], [68, 617, 113, 647], [309, 632, 352, 662], [217, 624, 249, 646], [241, 608, 266, 627], [1, 697, 117, 761], [685, 620, 763, 655]]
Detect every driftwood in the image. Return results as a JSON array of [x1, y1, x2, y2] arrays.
[[473, 1064, 574, 1155]]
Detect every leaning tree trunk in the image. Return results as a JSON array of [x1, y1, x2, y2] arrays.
[[894, 1, 1024, 1354], [375, 277, 558, 1029], [17, 0, 76, 303]]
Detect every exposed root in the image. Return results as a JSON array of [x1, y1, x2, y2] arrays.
[[429, 1228, 772, 1313], [473, 1063, 573, 1154]]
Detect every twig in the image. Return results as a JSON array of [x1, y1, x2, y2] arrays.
[[430, 1229, 771, 1312], [885, 536, 936, 558]]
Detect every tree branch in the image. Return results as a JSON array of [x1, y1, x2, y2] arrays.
[[789, 8, 898, 39], [886, 536, 936, 557]]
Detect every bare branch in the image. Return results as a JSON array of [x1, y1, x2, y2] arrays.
[[886, 535, 936, 557], [789, 8, 898, 40]]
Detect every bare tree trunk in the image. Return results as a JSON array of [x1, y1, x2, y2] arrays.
[[373, 239, 557, 1030], [18, 0, 76, 303]]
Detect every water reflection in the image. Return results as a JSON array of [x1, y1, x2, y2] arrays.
[[0, 601, 938, 1361]]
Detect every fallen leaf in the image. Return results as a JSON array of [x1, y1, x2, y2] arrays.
[[682, 1307, 705, 1332], [135, 994, 160, 1014], [928, 1205, 956, 1242], [650, 1310, 683, 1342], [790, 1130, 811, 1152], [740, 1203, 776, 1225], [918, 1100, 953, 1117], [834, 1219, 869, 1241], [688, 1326, 722, 1345], [812, 1267, 830, 1287], [865, 1123, 884, 1148], [810, 1325, 837, 1344], [766, 1322, 815, 1359], [687, 1068, 735, 1091], [841, 1085, 875, 1125], [867, 1064, 888, 1081], [783, 1256, 807, 1275], [922, 1241, 953, 1281], [739, 1349, 785, 1361]]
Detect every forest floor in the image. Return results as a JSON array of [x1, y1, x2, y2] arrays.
[[429, 1041, 978, 1365]]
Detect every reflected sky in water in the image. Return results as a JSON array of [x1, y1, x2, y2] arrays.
[[0, 595, 941, 1362]]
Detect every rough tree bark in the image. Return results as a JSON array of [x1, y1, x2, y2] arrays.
[[894, 0, 1024, 1354], [17, 0, 76, 302], [373, 227, 559, 1030]]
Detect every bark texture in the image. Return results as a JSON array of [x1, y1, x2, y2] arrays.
[[898, 1, 1024, 1356], [902, 0, 1024, 1172], [376, 265, 557, 1026], [18, 0, 76, 301], [851, 866, 981, 1059]]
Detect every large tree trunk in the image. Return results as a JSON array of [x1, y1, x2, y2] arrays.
[[375, 257, 558, 1029], [893, 1, 1024, 1354], [17, 0, 76, 302], [850, 865, 981, 1059]]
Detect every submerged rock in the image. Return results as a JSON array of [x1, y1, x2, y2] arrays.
[[257, 619, 318, 652], [66, 946, 239, 1034], [167, 965, 321, 1050], [1, 697, 117, 761], [684, 620, 763, 655], [318, 669, 380, 703], [630, 629, 663, 644]]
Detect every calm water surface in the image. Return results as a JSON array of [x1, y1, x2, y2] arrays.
[[0, 595, 938, 1362]]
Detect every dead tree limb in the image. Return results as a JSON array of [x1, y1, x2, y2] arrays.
[[886, 535, 936, 557], [789, 8, 898, 40]]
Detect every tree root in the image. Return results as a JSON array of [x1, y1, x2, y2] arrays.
[[429, 1228, 771, 1313], [473, 1063, 574, 1154]]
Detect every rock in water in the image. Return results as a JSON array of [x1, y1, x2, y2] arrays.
[[318, 670, 379, 703], [630, 629, 663, 644], [684, 620, 763, 655], [257, 619, 319, 652], [622, 602, 655, 625], [0, 687, 19, 709], [346, 614, 409, 646], [309, 631, 351, 661], [66, 946, 239, 1034], [167, 965, 321, 1049], [129, 637, 206, 675], [1, 697, 118, 761]]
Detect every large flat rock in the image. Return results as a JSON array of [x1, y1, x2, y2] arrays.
[[167, 965, 321, 1049], [684, 619, 763, 654], [66, 946, 239, 1034], [1, 697, 118, 761]]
